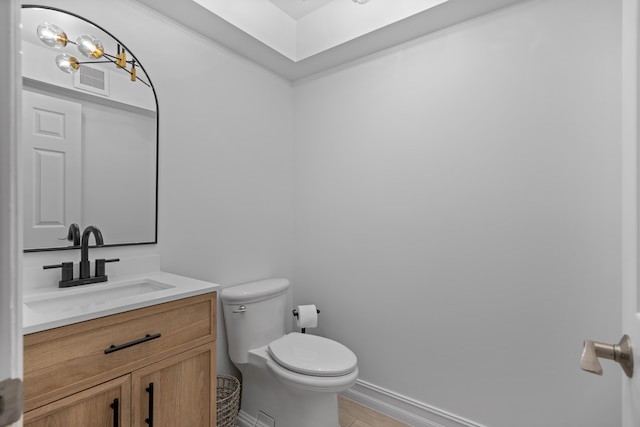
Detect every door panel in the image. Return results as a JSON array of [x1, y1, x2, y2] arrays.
[[0, 1, 22, 426], [21, 90, 81, 249], [622, 0, 640, 425]]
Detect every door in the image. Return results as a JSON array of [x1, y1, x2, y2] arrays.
[[23, 376, 131, 427], [21, 90, 81, 250], [0, 1, 23, 427], [622, 0, 640, 425], [563, 0, 640, 423], [131, 344, 216, 427]]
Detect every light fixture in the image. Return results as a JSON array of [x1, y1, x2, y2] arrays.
[[36, 22, 149, 87], [352, 0, 370, 4]]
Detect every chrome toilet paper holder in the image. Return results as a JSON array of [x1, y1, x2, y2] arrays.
[[292, 307, 320, 333]]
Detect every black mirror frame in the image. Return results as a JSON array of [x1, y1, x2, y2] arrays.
[[21, 4, 159, 253]]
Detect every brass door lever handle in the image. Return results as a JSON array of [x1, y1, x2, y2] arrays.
[[581, 334, 633, 378]]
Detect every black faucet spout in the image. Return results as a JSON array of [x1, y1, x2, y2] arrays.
[[65, 223, 81, 246], [79, 225, 104, 279]]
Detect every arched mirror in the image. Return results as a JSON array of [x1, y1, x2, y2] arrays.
[[21, 5, 158, 252]]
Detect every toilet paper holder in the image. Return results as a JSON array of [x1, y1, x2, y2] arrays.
[[292, 307, 320, 334], [292, 307, 320, 317]]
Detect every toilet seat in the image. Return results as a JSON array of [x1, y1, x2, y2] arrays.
[[268, 332, 357, 377], [266, 359, 359, 393]]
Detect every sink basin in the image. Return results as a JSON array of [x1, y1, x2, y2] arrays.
[[25, 280, 175, 314]]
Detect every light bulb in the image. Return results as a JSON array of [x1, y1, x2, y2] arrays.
[[36, 23, 68, 48], [55, 53, 79, 73], [76, 35, 104, 59]]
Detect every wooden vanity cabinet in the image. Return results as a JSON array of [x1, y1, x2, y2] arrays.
[[23, 375, 131, 427], [23, 292, 217, 427], [132, 344, 214, 427]]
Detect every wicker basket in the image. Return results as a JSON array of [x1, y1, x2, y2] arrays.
[[216, 375, 241, 427]]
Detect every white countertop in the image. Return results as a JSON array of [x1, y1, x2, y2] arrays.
[[23, 271, 219, 334]]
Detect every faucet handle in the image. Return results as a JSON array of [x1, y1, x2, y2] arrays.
[[43, 262, 74, 284], [95, 258, 120, 277]]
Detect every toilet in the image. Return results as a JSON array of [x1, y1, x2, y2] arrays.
[[221, 278, 358, 427]]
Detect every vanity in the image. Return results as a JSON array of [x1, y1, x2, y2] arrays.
[[19, 6, 221, 426], [22, 272, 219, 427]]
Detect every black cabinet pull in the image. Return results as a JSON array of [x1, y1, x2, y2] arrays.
[[104, 333, 161, 354], [145, 383, 154, 427], [110, 398, 119, 427]]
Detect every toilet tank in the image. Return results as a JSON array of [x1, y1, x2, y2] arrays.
[[221, 278, 290, 365]]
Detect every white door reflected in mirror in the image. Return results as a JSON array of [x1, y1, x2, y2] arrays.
[[22, 91, 82, 249]]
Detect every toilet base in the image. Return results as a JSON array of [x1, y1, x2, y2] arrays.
[[235, 346, 343, 427]]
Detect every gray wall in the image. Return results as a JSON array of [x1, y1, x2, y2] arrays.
[[292, 0, 621, 426], [150, 5, 295, 376], [20, 0, 623, 425]]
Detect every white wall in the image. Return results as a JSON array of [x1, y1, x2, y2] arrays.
[[82, 100, 156, 244], [293, 0, 621, 426], [21, 0, 295, 377], [144, 7, 295, 377]]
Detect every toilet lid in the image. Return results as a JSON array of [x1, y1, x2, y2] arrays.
[[268, 333, 357, 377]]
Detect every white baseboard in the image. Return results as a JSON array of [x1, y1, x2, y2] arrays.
[[341, 380, 488, 427], [237, 410, 267, 427], [237, 410, 251, 427]]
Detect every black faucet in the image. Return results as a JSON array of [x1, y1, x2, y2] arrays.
[[63, 223, 81, 246], [79, 225, 104, 279], [42, 224, 120, 288], [43, 225, 120, 287]]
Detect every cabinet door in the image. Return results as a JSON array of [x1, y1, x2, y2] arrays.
[[24, 375, 131, 427], [132, 343, 216, 427]]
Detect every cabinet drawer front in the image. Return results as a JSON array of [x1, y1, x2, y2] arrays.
[[24, 292, 216, 412]]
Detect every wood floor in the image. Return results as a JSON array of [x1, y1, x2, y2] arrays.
[[338, 396, 410, 427]]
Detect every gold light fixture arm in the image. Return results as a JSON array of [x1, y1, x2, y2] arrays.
[[38, 23, 150, 87], [116, 52, 127, 69]]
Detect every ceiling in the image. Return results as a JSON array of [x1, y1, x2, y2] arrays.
[[135, 0, 527, 82], [268, 0, 334, 20]]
